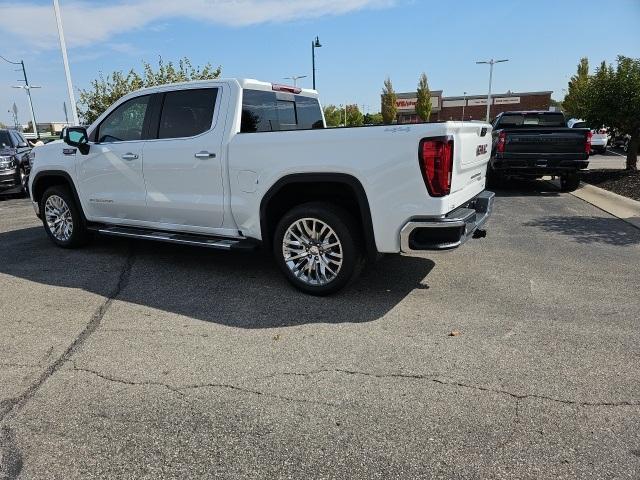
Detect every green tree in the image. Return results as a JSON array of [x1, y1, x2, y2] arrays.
[[563, 57, 589, 119], [549, 98, 564, 112], [364, 112, 384, 124], [345, 104, 364, 126], [0, 121, 6, 128], [78, 57, 222, 125], [579, 56, 640, 170], [381, 77, 397, 124], [416, 72, 432, 122], [323, 105, 343, 127]]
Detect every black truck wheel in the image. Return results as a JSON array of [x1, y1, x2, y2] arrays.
[[560, 173, 580, 192]]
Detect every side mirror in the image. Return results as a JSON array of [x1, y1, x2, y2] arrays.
[[63, 126, 90, 155], [17, 141, 29, 148]]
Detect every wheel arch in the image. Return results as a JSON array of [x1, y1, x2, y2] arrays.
[[259, 173, 377, 259], [31, 170, 87, 223]]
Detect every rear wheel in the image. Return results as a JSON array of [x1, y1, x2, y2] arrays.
[[273, 202, 363, 295], [41, 185, 90, 248], [560, 172, 580, 192]]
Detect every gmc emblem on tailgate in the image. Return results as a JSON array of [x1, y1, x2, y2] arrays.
[[476, 144, 488, 156]]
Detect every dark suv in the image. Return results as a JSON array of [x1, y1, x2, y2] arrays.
[[0, 129, 32, 196]]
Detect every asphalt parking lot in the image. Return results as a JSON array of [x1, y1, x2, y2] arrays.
[[1, 181, 639, 479]]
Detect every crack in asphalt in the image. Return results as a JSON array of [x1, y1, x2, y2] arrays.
[[0, 248, 135, 480], [330, 368, 640, 408], [0, 426, 22, 480], [65, 365, 640, 415], [72, 363, 185, 396], [72, 365, 342, 409]]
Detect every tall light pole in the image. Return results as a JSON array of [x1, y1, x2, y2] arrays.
[[461, 91, 467, 121], [284, 75, 307, 87], [476, 58, 508, 121], [2, 55, 40, 138], [311, 36, 322, 90], [53, 0, 79, 125]]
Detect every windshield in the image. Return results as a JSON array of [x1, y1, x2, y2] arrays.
[[498, 113, 566, 128]]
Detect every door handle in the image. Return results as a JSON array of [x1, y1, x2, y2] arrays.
[[122, 153, 139, 161], [194, 151, 216, 159]]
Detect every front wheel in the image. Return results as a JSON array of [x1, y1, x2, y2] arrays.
[[560, 172, 580, 192], [273, 202, 363, 296], [41, 185, 90, 248], [19, 167, 29, 196]]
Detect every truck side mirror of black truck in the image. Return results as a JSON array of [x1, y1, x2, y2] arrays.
[[64, 126, 90, 155]]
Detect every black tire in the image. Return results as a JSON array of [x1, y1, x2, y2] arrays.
[[560, 172, 580, 192], [486, 166, 504, 189], [273, 202, 363, 296], [40, 185, 90, 248], [19, 167, 29, 197]]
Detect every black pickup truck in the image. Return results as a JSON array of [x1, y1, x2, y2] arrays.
[[0, 129, 32, 196], [488, 111, 591, 192]]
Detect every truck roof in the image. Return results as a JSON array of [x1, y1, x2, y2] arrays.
[[127, 78, 319, 98]]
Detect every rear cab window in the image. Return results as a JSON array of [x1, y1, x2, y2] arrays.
[[240, 89, 324, 133], [497, 113, 567, 128]]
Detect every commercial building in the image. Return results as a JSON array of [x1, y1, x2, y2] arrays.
[[386, 90, 553, 123]]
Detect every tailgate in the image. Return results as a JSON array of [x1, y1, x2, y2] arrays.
[[449, 122, 492, 200], [504, 128, 588, 154]]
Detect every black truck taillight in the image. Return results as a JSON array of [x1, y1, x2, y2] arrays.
[[419, 137, 453, 197], [496, 130, 506, 153], [585, 130, 593, 154]]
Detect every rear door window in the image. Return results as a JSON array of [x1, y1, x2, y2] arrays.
[[157, 88, 218, 139]]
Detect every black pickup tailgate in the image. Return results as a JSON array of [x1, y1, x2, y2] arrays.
[[501, 127, 589, 157]]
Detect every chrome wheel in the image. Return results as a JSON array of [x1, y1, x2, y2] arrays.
[[44, 195, 74, 242], [282, 217, 343, 286]]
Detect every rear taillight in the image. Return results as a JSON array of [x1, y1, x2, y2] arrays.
[[585, 130, 593, 154], [496, 130, 506, 153], [419, 138, 453, 197]]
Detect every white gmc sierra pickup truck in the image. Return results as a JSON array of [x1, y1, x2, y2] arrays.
[[29, 78, 494, 295]]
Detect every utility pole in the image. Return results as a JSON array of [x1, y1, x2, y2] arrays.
[[2, 55, 40, 138], [53, 0, 79, 125], [476, 58, 509, 121]]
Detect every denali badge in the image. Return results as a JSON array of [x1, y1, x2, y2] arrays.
[[476, 144, 488, 156]]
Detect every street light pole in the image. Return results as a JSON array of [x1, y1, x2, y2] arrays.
[[311, 36, 322, 90], [476, 58, 508, 122], [284, 75, 307, 87], [462, 91, 467, 121], [1, 55, 40, 138], [53, 0, 79, 125]]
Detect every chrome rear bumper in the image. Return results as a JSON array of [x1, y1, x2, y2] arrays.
[[400, 190, 495, 252]]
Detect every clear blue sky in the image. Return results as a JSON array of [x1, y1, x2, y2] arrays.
[[0, 0, 639, 125]]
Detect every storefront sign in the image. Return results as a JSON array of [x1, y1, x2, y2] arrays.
[[395, 97, 440, 111], [442, 99, 466, 107], [468, 98, 489, 106], [494, 96, 521, 105]]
